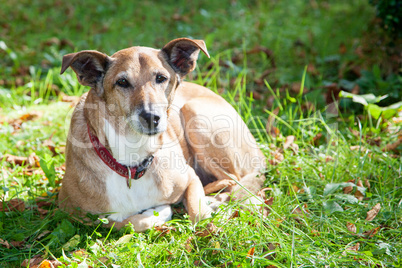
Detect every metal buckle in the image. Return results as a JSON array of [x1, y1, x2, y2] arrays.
[[127, 166, 132, 189], [133, 155, 154, 180]]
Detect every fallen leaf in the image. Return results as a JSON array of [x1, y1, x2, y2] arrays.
[[342, 243, 360, 256], [185, 237, 193, 252], [366, 203, 381, 221], [0, 198, 25, 212], [265, 196, 274, 206], [339, 43, 347, 54], [0, 238, 10, 249], [246, 247, 255, 258], [268, 150, 284, 165], [154, 225, 176, 236], [364, 179, 370, 190], [307, 63, 319, 76], [60, 93, 80, 104], [292, 184, 299, 193], [346, 222, 357, 233], [311, 229, 320, 236], [1, 152, 39, 167], [266, 107, 280, 138], [195, 223, 217, 237], [19, 111, 43, 122], [263, 243, 277, 260], [194, 260, 202, 266], [283, 135, 299, 154], [350, 145, 368, 152], [71, 249, 89, 258], [229, 210, 240, 219], [312, 133, 323, 146], [43, 135, 57, 156], [382, 136, 402, 152], [37, 259, 62, 268], [36, 230, 51, 241], [392, 117, 402, 124], [363, 226, 380, 238], [354, 180, 364, 201], [10, 240, 24, 248], [257, 187, 273, 199], [21, 254, 43, 267]]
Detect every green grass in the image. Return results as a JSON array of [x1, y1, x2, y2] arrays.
[[1, 0, 402, 267]]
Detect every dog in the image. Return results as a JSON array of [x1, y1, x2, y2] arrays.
[[58, 38, 266, 232]]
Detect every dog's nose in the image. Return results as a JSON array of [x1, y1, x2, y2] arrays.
[[140, 111, 160, 129]]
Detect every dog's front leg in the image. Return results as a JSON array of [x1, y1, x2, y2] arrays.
[[107, 205, 173, 232], [184, 176, 211, 223]]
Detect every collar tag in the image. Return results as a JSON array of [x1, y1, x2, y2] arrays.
[[127, 167, 132, 189]]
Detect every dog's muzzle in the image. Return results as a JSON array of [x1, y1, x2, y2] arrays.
[[136, 109, 166, 135]]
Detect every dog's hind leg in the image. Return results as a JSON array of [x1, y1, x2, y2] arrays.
[[180, 97, 266, 196]]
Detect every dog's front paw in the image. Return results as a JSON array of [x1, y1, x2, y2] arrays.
[[116, 205, 173, 232]]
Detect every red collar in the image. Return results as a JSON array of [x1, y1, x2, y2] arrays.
[[86, 123, 154, 188]]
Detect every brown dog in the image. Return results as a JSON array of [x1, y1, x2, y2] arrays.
[[58, 38, 265, 232]]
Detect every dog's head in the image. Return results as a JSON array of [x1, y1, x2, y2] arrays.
[[61, 38, 209, 136]]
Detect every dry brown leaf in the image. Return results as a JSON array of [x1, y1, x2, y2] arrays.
[[268, 150, 284, 165], [261, 197, 274, 218], [364, 179, 370, 190], [265, 196, 274, 206], [343, 184, 353, 194], [19, 111, 43, 122], [21, 254, 43, 267], [392, 117, 402, 124], [154, 225, 176, 236], [246, 246, 255, 258], [36, 230, 51, 241], [307, 63, 319, 76], [266, 107, 280, 138], [1, 152, 39, 167], [71, 249, 89, 258], [346, 222, 357, 233], [229, 210, 240, 220], [311, 229, 320, 236], [312, 133, 323, 146], [354, 180, 364, 201], [257, 187, 273, 199], [292, 184, 299, 193], [284, 135, 295, 150], [185, 237, 193, 253], [0, 238, 10, 249], [283, 135, 299, 154], [264, 243, 277, 260], [363, 226, 380, 238], [366, 203, 381, 221], [195, 223, 218, 237], [37, 259, 62, 268], [43, 136, 57, 156], [342, 242, 360, 256], [10, 240, 24, 248], [0, 198, 25, 212], [60, 93, 80, 104], [339, 43, 347, 54], [382, 136, 402, 152], [291, 206, 303, 215]]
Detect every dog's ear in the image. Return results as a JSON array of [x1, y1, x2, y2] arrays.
[[162, 38, 210, 76], [60, 50, 110, 95]]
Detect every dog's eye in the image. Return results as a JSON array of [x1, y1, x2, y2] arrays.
[[116, 78, 129, 88], [155, 74, 167, 84]]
